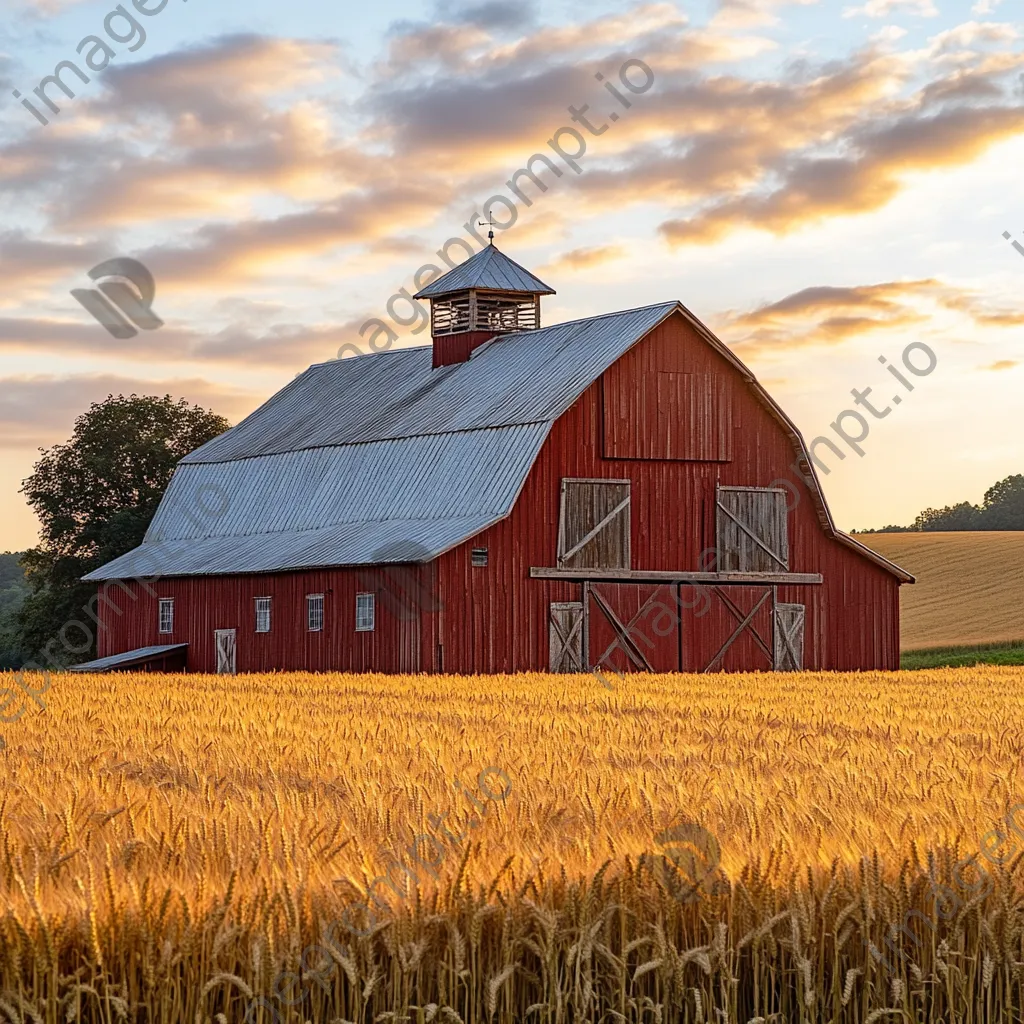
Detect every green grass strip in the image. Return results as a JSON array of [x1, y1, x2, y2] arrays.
[[901, 639, 1024, 669]]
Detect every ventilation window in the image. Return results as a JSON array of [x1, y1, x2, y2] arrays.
[[356, 593, 375, 632], [307, 594, 324, 633], [158, 598, 174, 634], [472, 548, 489, 567], [254, 597, 271, 634]]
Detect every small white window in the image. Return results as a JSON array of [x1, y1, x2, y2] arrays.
[[356, 592, 375, 632], [158, 598, 174, 634], [255, 597, 271, 633], [472, 547, 489, 567], [307, 594, 324, 633]]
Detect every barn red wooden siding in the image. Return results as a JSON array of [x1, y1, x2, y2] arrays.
[[95, 309, 900, 673]]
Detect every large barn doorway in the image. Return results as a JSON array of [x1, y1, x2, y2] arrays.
[[548, 584, 808, 674], [583, 583, 681, 674]]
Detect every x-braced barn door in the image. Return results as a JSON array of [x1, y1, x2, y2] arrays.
[[773, 603, 805, 671], [701, 587, 774, 672], [214, 629, 237, 675], [716, 485, 789, 572], [557, 479, 631, 570], [549, 602, 584, 672]]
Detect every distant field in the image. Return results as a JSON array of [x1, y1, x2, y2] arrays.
[[860, 530, 1024, 650]]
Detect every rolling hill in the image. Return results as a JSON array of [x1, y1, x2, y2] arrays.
[[860, 531, 1024, 650]]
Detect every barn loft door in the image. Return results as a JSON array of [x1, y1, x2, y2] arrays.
[[557, 479, 631, 569], [549, 602, 584, 672], [214, 629, 237, 675], [716, 486, 789, 572], [774, 603, 805, 671]]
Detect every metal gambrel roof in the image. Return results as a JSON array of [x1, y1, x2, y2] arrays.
[[183, 303, 678, 463], [413, 244, 556, 299], [85, 302, 678, 581]]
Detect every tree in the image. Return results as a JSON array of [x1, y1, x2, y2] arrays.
[[980, 474, 1024, 530], [16, 394, 229, 665], [912, 501, 983, 532]]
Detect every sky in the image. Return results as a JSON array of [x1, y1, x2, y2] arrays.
[[0, 0, 1021, 550]]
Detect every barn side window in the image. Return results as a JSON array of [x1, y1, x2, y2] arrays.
[[158, 598, 174, 634], [355, 593, 375, 632], [472, 548, 489, 567], [254, 597, 272, 633], [307, 594, 324, 633], [557, 479, 631, 569], [716, 486, 789, 572]]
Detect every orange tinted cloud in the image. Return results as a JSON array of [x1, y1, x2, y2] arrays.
[[661, 103, 1024, 245], [720, 278, 947, 353], [538, 244, 627, 273]]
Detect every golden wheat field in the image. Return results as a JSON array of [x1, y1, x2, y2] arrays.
[[2, 667, 1024, 1024], [861, 531, 1024, 650]]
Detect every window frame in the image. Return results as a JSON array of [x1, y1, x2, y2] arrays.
[[355, 592, 375, 633], [254, 596, 272, 634], [307, 593, 324, 633], [158, 597, 174, 635]]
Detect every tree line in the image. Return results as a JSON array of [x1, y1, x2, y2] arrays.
[[860, 474, 1024, 533]]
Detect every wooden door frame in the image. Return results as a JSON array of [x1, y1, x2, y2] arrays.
[[214, 628, 237, 675], [549, 602, 585, 673]]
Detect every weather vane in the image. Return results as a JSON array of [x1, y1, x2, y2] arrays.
[[478, 219, 498, 245]]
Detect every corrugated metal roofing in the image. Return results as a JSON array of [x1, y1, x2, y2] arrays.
[[71, 644, 188, 672], [413, 244, 556, 299], [85, 303, 675, 581], [184, 303, 678, 463], [151, 425, 547, 542], [84, 515, 503, 580]]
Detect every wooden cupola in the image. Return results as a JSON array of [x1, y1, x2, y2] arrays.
[[414, 243, 556, 368]]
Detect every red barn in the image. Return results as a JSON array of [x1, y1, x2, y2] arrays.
[[79, 245, 913, 676]]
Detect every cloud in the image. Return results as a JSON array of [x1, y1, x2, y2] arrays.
[[720, 278, 1024, 356], [0, 374, 259, 450], [0, 232, 107, 291], [980, 359, 1019, 370], [0, 313, 375, 368], [843, 0, 938, 18], [712, 0, 818, 29], [720, 278, 946, 352], [939, 291, 1024, 328], [660, 101, 1024, 246], [538, 244, 627, 273]]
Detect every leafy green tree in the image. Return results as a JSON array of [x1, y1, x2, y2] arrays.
[[0, 552, 29, 669], [913, 501, 984, 532], [980, 474, 1024, 530], [16, 395, 229, 665]]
